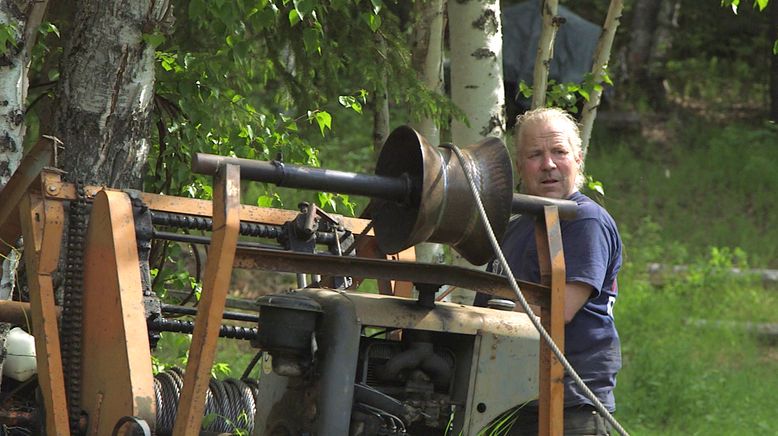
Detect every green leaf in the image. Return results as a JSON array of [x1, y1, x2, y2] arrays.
[[289, 9, 301, 26], [143, 31, 166, 49], [755, 0, 768, 11], [369, 0, 384, 14], [303, 28, 321, 55], [40, 22, 60, 38], [314, 111, 332, 136], [257, 194, 274, 207], [773, 40, 778, 55], [294, 0, 316, 18], [0, 23, 19, 54], [367, 13, 382, 32]]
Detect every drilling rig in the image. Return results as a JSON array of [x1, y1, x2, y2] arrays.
[[0, 126, 575, 435]]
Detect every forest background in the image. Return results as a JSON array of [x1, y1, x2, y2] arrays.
[[1, 0, 777, 435]]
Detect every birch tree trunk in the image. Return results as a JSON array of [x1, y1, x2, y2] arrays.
[[531, 0, 560, 109], [0, 0, 49, 387], [447, 0, 504, 303], [410, 0, 446, 145], [410, 0, 446, 266], [50, 0, 173, 189], [0, 0, 49, 186], [580, 0, 625, 160], [448, 0, 505, 146]]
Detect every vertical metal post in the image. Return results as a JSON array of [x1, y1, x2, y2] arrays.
[[173, 163, 241, 436], [19, 189, 71, 435], [79, 190, 156, 434], [535, 205, 565, 436]]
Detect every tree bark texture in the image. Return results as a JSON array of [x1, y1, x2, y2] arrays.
[[0, 0, 49, 187], [51, 0, 173, 189], [580, 0, 624, 160], [410, 0, 446, 145], [448, 0, 505, 145], [410, 0, 446, 266], [530, 0, 559, 109]]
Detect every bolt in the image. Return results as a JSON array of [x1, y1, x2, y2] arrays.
[[46, 184, 59, 194]]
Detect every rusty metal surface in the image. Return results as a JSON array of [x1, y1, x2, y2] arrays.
[[42, 180, 374, 234], [18, 190, 71, 435], [0, 300, 36, 326], [79, 190, 156, 435], [0, 138, 56, 258], [173, 163, 242, 436], [536, 206, 565, 436], [233, 246, 550, 308]]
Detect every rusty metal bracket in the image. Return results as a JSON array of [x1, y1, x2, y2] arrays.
[[19, 189, 70, 435], [172, 163, 241, 436], [536, 206, 565, 436]]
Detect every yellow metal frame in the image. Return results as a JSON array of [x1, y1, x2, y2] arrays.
[[0, 143, 567, 436]]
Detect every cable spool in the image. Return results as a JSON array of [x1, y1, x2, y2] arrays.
[[153, 368, 259, 435], [369, 126, 513, 265], [192, 125, 514, 266]]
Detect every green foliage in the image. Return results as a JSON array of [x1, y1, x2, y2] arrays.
[[0, 22, 18, 55], [721, 0, 770, 13], [518, 69, 613, 113], [587, 119, 778, 267], [615, 221, 778, 434]]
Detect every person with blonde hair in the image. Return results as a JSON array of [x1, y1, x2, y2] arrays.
[[477, 107, 623, 435]]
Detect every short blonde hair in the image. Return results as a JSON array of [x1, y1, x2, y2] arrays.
[[514, 107, 585, 190]]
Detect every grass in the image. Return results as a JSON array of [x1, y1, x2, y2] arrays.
[[586, 116, 778, 268]]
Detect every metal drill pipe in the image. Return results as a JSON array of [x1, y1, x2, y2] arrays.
[[192, 153, 412, 204]]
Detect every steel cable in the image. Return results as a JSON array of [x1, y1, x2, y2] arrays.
[[153, 368, 259, 435], [441, 143, 630, 436]]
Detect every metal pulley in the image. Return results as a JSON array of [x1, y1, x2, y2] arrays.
[[368, 126, 513, 265], [192, 125, 514, 265]]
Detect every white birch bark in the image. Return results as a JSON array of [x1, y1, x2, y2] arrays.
[[0, 0, 49, 389], [0, 1, 49, 186], [410, 0, 446, 145], [410, 0, 446, 266], [447, 0, 504, 303], [448, 0, 505, 146], [580, 0, 625, 160], [531, 0, 560, 109]]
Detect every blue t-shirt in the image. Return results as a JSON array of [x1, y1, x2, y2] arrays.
[[477, 191, 622, 411]]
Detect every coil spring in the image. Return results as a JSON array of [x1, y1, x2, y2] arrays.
[[150, 211, 283, 239], [154, 368, 259, 435]]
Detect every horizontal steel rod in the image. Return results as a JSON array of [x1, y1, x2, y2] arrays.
[[161, 304, 259, 323], [511, 193, 578, 220], [192, 153, 411, 203]]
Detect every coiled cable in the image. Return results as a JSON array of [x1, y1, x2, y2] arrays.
[[153, 368, 259, 435]]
